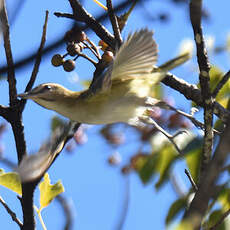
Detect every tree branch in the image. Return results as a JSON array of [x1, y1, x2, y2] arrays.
[[0, 195, 23, 228], [0, 0, 17, 106], [185, 169, 198, 192], [162, 73, 230, 124], [22, 11, 49, 110], [183, 118, 230, 229], [190, 0, 213, 178], [68, 0, 116, 49], [106, 0, 122, 47], [56, 195, 74, 230]]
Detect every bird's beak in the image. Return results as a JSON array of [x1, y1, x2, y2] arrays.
[[17, 92, 30, 99]]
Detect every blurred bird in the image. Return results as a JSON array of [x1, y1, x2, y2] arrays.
[[17, 29, 183, 126]]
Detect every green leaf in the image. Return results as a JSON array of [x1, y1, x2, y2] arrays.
[[218, 188, 230, 211], [51, 116, 65, 131], [210, 66, 230, 107], [192, 66, 230, 108], [155, 145, 178, 189], [166, 198, 187, 225], [214, 119, 224, 132], [184, 137, 202, 183], [39, 173, 64, 210], [206, 209, 227, 230], [0, 169, 22, 195], [209, 66, 224, 91], [174, 221, 194, 230], [139, 153, 159, 184]]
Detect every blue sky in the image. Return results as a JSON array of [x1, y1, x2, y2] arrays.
[[0, 0, 230, 229]]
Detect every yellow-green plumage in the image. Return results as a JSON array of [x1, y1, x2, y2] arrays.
[[18, 29, 165, 126]]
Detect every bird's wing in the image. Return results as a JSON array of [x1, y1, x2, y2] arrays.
[[79, 29, 159, 99], [109, 29, 158, 80]]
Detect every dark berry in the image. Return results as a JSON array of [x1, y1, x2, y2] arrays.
[[51, 54, 63, 67], [67, 43, 82, 56], [102, 51, 114, 63], [63, 60, 75, 72]]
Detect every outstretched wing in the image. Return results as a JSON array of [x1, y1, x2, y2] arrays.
[[109, 29, 158, 80], [80, 29, 159, 99]]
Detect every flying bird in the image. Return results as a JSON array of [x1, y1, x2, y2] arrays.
[[18, 29, 166, 126]]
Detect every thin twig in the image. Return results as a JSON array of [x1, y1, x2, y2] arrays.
[[54, 12, 75, 19], [115, 176, 130, 230], [0, 195, 23, 228], [76, 52, 97, 66], [68, 0, 116, 49], [184, 169, 198, 192], [82, 41, 99, 59], [0, 0, 134, 76], [143, 117, 184, 155], [25, 11, 49, 93], [212, 70, 230, 98], [85, 38, 101, 59], [21, 11, 49, 110], [155, 101, 220, 135], [0, 0, 17, 106], [190, 0, 213, 178], [56, 195, 74, 230], [106, 0, 122, 47], [162, 72, 230, 124], [208, 208, 230, 230]]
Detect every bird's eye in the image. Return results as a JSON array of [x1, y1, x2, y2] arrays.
[[44, 85, 52, 90]]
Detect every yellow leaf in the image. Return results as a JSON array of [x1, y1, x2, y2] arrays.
[[39, 173, 64, 211], [0, 169, 22, 195]]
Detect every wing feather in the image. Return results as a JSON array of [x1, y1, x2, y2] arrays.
[[110, 29, 158, 80]]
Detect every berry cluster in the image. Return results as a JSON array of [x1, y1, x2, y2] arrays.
[[51, 28, 86, 72], [51, 27, 114, 72]]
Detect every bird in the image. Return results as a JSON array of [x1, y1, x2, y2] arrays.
[[17, 29, 167, 126]]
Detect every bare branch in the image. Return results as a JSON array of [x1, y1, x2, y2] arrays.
[[21, 11, 49, 110], [56, 195, 74, 230], [190, 0, 213, 176], [0, 195, 23, 228], [68, 0, 116, 49], [25, 11, 49, 93], [162, 73, 230, 124], [54, 12, 75, 19], [114, 176, 130, 230], [143, 117, 185, 155], [0, 0, 17, 106], [185, 169, 198, 192], [106, 0, 122, 47], [183, 118, 230, 229], [0, 0, 134, 75]]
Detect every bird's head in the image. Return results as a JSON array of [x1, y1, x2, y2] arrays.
[[17, 83, 76, 110]]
